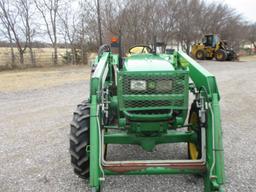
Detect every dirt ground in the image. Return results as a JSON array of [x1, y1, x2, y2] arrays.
[[0, 60, 256, 192]]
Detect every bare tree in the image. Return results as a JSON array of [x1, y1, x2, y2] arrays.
[[77, 0, 96, 64], [78, 15, 87, 65], [34, 0, 59, 65], [0, 3, 15, 67], [17, 0, 36, 66], [58, 3, 79, 64], [0, 0, 29, 66], [246, 23, 256, 50], [176, 0, 205, 54], [96, 0, 102, 45], [81, 0, 105, 46], [153, 0, 179, 49]]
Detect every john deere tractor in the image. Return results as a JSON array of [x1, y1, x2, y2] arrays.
[[191, 34, 237, 61], [69, 41, 225, 191]]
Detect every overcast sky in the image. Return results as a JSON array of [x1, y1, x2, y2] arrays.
[[213, 0, 256, 23]]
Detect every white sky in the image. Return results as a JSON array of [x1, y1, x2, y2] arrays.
[[212, 0, 256, 22]]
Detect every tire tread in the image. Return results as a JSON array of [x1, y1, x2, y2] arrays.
[[69, 100, 90, 179]]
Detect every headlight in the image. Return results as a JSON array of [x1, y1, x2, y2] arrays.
[[156, 80, 172, 91], [130, 80, 146, 91]]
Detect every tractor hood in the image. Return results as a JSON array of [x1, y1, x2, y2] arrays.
[[124, 54, 174, 72]]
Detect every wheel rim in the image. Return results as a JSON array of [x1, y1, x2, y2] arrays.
[[197, 52, 203, 59], [188, 112, 200, 160], [189, 143, 199, 160], [216, 53, 223, 60]]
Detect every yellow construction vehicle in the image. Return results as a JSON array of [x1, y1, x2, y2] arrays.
[[191, 34, 237, 61]]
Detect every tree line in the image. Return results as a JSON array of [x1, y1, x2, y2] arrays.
[[0, 0, 255, 68]]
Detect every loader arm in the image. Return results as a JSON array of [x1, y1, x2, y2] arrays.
[[89, 52, 113, 190], [178, 51, 225, 191]]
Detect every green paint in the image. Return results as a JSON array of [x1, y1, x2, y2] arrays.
[[104, 130, 196, 146], [89, 96, 100, 189], [124, 54, 175, 71]]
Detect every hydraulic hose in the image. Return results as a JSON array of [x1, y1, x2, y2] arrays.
[[96, 105, 105, 181]]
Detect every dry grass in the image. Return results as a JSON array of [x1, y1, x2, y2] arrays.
[[239, 55, 256, 62], [0, 47, 71, 68], [0, 65, 90, 92]]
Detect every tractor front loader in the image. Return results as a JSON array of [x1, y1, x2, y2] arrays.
[[69, 43, 225, 192]]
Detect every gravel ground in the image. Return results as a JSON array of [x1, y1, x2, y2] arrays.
[[0, 60, 256, 192]]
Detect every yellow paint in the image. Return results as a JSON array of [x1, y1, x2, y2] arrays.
[[188, 112, 199, 160]]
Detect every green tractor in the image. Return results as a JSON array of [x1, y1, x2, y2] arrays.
[[69, 42, 225, 191]]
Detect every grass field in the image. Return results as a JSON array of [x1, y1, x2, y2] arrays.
[[0, 47, 72, 69], [0, 65, 90, 92]]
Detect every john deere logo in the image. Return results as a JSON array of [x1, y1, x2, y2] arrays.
[[148, 81, 156, 89]]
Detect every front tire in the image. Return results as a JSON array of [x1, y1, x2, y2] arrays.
[[215, 49, 227, 61], [195, 50, 205, 60], [70, 100, 90, 179], [188, 101, 202, 160]]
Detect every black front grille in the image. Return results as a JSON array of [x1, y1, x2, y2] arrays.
[[124, 99, 184, 108], [120, 72, 188, 109]]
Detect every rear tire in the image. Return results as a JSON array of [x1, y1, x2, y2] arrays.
[[70, 100, 90, 179]]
